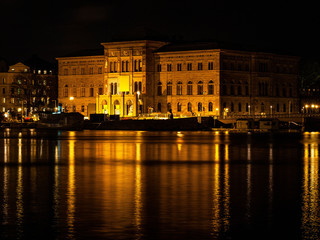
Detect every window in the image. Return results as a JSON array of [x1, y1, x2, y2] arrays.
[[63, 85, 68, 97], [177, 102, 181, 112], [98, 87, 103, 95], [64, 69, 68, 75], [158, 103, 161, 112], [2, 88, 5, 94], [222, 81, 227, 95], [89, 67, 93, 74], [157, 64, 162, 72], [208, 81, 214, 95], [261, 103, 265, 112], [134, 82, 138, 92], [110, 61, 117, 72], [89, 87, 94, 97], [198, 102, 202, 112], [167, 64, 172, 71], [238, 85, 242, 95], [187, 63, 192, 71], [177, 81, 182, 95], [188, 102, 192, 112], [276, 103, 280, 112], [122, 61, 129, 72], [134, 60, 142, 72], [167, 82, 172, 95], [157, 82, 162, 96], [238, 103, 242, 112], [197, 81, 203, 95], [230, 82, 235, 95], [138, 82, 142, 92], [231, 102, 234, 112], [245, 82, 249, 96], [81, 87, 85, 97], [209, 102, 213, 112], [246, 103, 249, 112], [208, 61, 214, 70], [98, 67, 102, 74], [72, 68, 76, 75], [167, 102, 171, 112], [177, 63, 182, 71], [283, 104, 286, 112], [81, 105, 85, 112], [73, 87, 77, 97], [187, 81, 193, 95], [81, 68, 85, 75], [198, 62, 203, 70]]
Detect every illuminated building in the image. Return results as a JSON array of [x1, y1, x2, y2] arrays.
[[57, 40, 300, 118], [0, 58, 57, 116]]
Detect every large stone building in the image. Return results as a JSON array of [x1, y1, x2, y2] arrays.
[[57, 40, 300, 118]]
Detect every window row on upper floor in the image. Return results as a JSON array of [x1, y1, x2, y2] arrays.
[[62, 67, 103, 75], [156, 62, 214, 72]]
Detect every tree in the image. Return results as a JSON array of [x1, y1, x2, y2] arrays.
[[12, 72, 57, 116]]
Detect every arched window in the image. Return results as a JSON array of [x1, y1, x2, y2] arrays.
[[237, 81, 242, 95], [157, 82, 162, 96], [177, 102, 182, 112], [81, 105, 85, 112], [167, 82, 172, 95], [188, 102, 192, 112], [261, 102, 265, 112], [198, 102, 202, 112], [245, 82, 249, 96], [208, 81, 214, 95], [158, 102, 161, 112], [222, 81, 227, 95], [197, 81, 203, 95], [208, 102, 213, 111], [167, 102, 171, 112], [177, 81, 182, 95], [230, 81, 235, 95], [187, 81, 193, 95], [134, 82, 138, 92]]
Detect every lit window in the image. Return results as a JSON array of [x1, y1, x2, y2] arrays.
[[38, 70, 41, 74]]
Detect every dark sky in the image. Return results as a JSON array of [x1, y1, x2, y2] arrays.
[[1, 0, 319, 63]]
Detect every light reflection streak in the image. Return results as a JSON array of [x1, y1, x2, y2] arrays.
[[135, 143, 143, 239], [302, 142, 320, 239], [3, 166, 9, 225], [53, 144, 60, 229], [211, 142, 230, 238], [268, 144, 274, 224], [18, 138, 22, 163], [4, 138, 9, 163], [16, 164, 24, 238], [67, 135, 76, 239], [246, 143, 252, 223]]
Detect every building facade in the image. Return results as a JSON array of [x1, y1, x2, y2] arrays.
[[0, 59, 57, 117], [57, 40, 300, 118]]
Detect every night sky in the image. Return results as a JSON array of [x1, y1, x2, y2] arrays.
[[1, 0, 319, 64]]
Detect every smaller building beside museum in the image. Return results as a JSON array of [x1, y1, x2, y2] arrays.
[[0, 56, 57, 118]]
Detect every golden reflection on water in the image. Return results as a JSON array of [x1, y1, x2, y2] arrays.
[[67, 132, 76, 239], [135, 143, 142, 239], [302, 133, 320, 239], [16, 164, 24, 238]]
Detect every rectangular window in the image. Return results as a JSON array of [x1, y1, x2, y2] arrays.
[[72, 68, 76, 75], [89, 67, 93, 74], [2, 88, 5, 94], [98, 87, 103, 95], [98, 67, 102, 74], [187, 63, 192, 71], [81, 68, 85, 75], [73, 87, 77, 97], [89, 87, 94, 97], [208, 62, 214, 70], [167, 64, 172, 71], [177, 63, 182, 71], [157, 64, 162, 72], [81, 88, 85, 97], [198, 62, 203, 70]]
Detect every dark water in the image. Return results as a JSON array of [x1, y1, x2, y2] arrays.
[[0, 129, 319, 240]]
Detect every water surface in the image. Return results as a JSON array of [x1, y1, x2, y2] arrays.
[[0, 129, 319, 239]]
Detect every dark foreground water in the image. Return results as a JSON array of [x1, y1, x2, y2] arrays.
[[0, 129, 319, 240]]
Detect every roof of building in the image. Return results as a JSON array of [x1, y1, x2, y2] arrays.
[[155, 41, 297, 56], [58, 48, 104, 58]]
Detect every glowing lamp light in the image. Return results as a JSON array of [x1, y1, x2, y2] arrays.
[[70, 96, 74, 101], [4, 113, 8, 118], [18, 108, 22, 112]]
